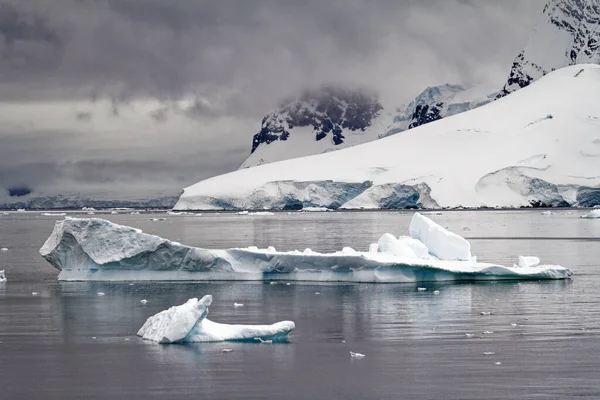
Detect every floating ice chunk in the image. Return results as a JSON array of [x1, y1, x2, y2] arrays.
[[465, 333, 475, 338], [483, 331, 493, 334], [581, 209, 600, 219], [140, 299, 148, 304], [248, 211, 274, 216], [149, 218, 166, 221], [408, 212, 472, 261], [483, 352, 495, 355], [236, 211, 249, 215], [480, 312, 492, 316], [234, 303, 244, 307], [433, 290, 440, 295], [40, 217, 572, 283], [315, 292, 321, 295], [495, 362, 502, 365], [350, 351, 365, 358], [518, 256, 540, 268], [16, 209, 25, 212], [286, 283, 291, 286], [42, 213, 66, 216], [97, 292, 105, 296], [0, 270, 6, 283], [301, 207, 330, 212], [377, 233, 418, 258], [222, 348, 234, 352], [511, 323, 518, 327], [417, 287, 427, 291], [32, 292, 39, 296], [541, 210, 553, 215], [111, 211, 118, 215], [82, 207, 96, 212], [0, 248, 7, 252], [138, 295, 294, 344]]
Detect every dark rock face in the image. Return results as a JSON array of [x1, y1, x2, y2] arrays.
[[498, 0, 600, 97], [250, 87, 383, 154], [408, 102, 446, 129]]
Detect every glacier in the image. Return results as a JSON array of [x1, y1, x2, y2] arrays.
[[39, 215, 571, 283], [175, 65, 600, 210], [137, 295, 294, 344]]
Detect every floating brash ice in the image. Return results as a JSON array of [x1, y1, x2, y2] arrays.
[[137, 295, 294, 344], [39, 214, 571, 282]]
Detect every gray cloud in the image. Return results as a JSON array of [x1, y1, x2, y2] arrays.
[[0, 0, 546, 112], [0, 0, 547, 201]]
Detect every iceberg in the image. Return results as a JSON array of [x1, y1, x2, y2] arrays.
[[581, 209, 600, 219], [137, 295, 294, 343], [39, 215, 571, 282]]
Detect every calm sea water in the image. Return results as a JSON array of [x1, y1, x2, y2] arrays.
[[0, 210, 599, 399]]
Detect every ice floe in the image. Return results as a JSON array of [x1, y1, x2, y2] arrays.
[[581, 209, 600, 219], [39, 213, 572, 282], [137, 295, 294, 343]]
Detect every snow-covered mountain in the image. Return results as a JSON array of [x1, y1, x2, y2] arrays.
[[240, 87, 389, 169], [498, 0, 600, 96], [380, 84, 497, 138], [0, 194, 178, 210], [175, 65, 600, 210], [241, 0, 600, 167]]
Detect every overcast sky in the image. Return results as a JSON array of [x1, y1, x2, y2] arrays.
[[0, 0, 547, 201]]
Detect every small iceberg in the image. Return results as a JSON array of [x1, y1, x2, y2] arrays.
[[137, 295, 295, 344], [39, 214, 572, 282], [0, 270, 6, 283], [581, 209, 600, 219], [350, 351, 365, 358]]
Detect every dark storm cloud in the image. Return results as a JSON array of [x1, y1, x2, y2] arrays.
[[0, 0, 546, 114]]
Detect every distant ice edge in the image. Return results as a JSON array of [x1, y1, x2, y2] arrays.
[[40, 216, 571, 283]]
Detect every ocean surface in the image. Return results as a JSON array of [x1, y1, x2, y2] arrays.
[[0, 210, 599, 399]]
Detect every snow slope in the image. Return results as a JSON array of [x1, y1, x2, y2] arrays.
[[39, 216, 571, 282], [175, 65, 600, 210], [380, 84, 498, 138], [499, 0, 600, 96]]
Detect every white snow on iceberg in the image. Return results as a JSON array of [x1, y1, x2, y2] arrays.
[[137, 295, 294, 343], [39, 215, 571, 283]]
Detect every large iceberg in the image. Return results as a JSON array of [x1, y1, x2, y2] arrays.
[[137, 295, 294, 343], [39, 215, 571, 282]]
